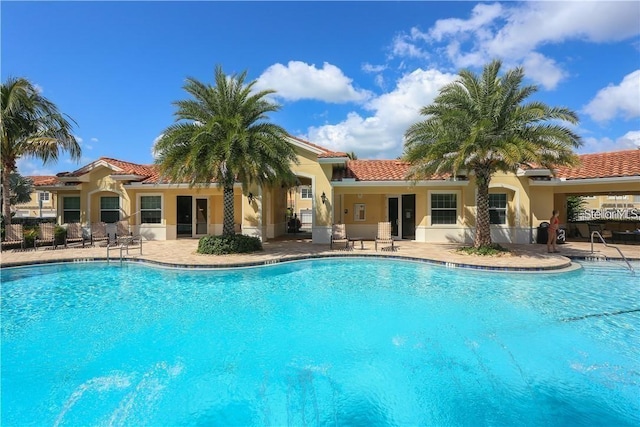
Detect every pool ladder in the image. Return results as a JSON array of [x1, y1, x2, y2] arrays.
[[107, 235, 142, 264], [590, 231, 634, 273]]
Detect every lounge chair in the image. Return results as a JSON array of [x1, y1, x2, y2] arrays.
[[330, 223, 349, 250], [34, 222, 57, 250], [65, 223, 86, 248], [91, 222, 109, 246], [1, 224, 25, 250], [375, 221, 395, 252], [115, 220, 130, 238], [587, 223, 612, 240]]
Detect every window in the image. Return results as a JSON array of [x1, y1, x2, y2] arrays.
[[39, 192, 50, 202], [140, 195, 162, 224], [354, 203, 366, 221], [431, 193, 457, 225], [100, 196, 120, 223], [63, 196, 80, 223], [489, 194, 507, 225], [607, 195, 628, 200], [300, 186, 312, 199]]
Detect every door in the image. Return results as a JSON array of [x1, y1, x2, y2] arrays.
[[195, 198, 208, 235], [176, 196, 192, 237], [388, 197, 399, 237], [402, 194, 416, 239]]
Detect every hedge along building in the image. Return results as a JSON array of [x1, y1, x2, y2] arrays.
[[33, 141, 640, 245]]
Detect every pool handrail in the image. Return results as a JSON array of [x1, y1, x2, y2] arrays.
[[590, 231, 634, 273]]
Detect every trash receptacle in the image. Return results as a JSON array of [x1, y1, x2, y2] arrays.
[[537, 222, 550, 244]]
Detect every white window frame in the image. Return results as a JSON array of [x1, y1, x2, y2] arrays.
[[354, 203, 366, 222], [39, 192, 50, 202], [428, 190, 460, 226], [100, 196, 120, 223], [139, 194, 164, 225], [300, 186, 312, 200], [489, 193, 508, 225], [63, 196, 81, 224]]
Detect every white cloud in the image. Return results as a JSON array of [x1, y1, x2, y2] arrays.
[[255, 61, 372, 103], [583, 70, 640, 122], [429, 3, 503, 41], [16, 158, 57, 177], [302, 68, 457, 159], [362, 63, 387, 73], [393, 2, 640, 89], [90, 137, 99, 143], [579, 130, 640, 154]]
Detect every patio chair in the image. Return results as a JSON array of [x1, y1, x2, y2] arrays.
[[115, 220, 132, 245], [587, 223, 612, 241], [91, 222, 109, 246], [65, 223, 87, 248], [1, 224, 25, 250], [375, 221, 395, 252], [330, 223, 349, 250], [34, 222, 57, 250]]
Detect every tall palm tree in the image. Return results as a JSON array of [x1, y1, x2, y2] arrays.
[[154, 66, 298, 236], [1, 77, 81, 221], [404, 60, 581, 248]]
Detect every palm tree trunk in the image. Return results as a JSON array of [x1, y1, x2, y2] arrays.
[[222, 186, 235, 236], [474, 167, 492, 248], [2, 164, 13, 223]]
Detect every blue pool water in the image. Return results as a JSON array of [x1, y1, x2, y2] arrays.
[[2, 259, 639, 426]]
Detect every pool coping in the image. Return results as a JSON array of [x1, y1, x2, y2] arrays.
[[0, 252, 590, 273]]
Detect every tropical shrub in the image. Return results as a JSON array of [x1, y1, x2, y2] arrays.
[[197, 234, 262, 255], [54, 225, 67, 245]]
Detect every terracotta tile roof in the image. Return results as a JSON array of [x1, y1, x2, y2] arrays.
[[333, 160, 430, 181], [99, 157, 156, 177], [28, 176, 60, 186], [288, 135, 348, 158], [556, 149, 640, 180]]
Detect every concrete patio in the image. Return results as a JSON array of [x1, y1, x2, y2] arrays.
[[2, 236, 638, 271]]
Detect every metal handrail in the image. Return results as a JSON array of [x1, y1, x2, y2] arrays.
[[107, 235, 143, 264], [590, 231, 634, 272]]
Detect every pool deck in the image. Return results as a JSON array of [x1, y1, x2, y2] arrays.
[[1, 237, 638, 271]]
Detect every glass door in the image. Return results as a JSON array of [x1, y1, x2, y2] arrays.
[[176, 196, 192, 237], [195, 198, 208, 235], [388, 197, 399, 237]]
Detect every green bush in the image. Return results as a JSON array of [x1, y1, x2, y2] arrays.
[[197, 234, 263, 255], [54, 225, 67, 245], [457, 243, 510, 256], [24, 228, 37, 248]]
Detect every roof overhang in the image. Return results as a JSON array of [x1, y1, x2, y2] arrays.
[[110, 174, 147, 181], [56, 175, 90, 183], [529, 176, 640, 186], [318, 157, 349, 165], [37, 184, 81, 191], [124, 182, 244, 189], [517, 168, 552, 177], [332, 180, 470, 187], [287, 136, 325, 155]]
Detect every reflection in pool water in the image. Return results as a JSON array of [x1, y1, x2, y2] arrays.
[[2, 259, 639, 425]]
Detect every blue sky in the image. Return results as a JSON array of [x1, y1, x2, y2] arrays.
[[3, 1, 639, 177]]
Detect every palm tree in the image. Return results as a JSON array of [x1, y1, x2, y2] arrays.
[[154, 66, 298, 236], [403, 60, 581, 248], [7, 173, 34, 205], [1, 77, 81, 221]]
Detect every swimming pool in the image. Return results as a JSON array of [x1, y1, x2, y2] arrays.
[[2, 259, 638, 426]]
